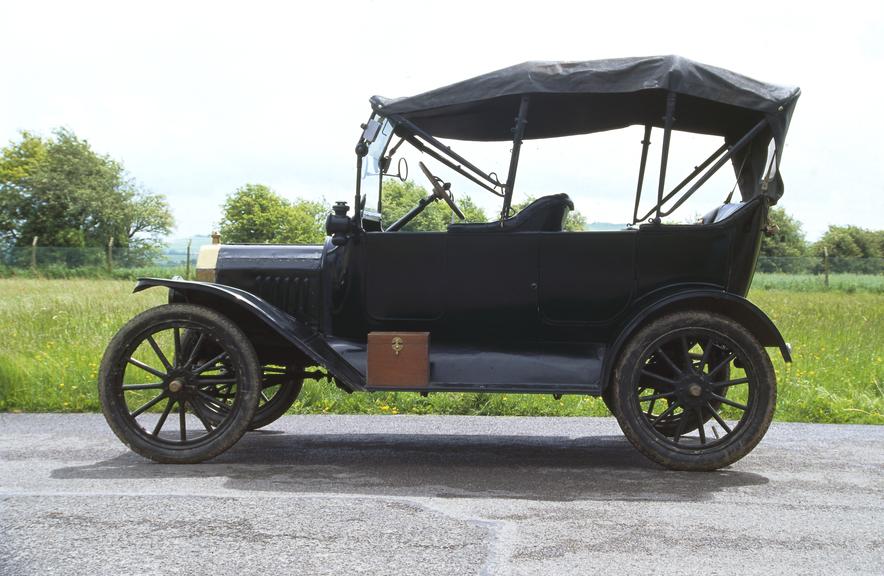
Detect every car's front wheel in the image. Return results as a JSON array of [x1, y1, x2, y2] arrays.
[[247, 365, 304, 430], [179, 329, 305, 431], [612, 311, 776, 471], [98, 304, 261, 463]]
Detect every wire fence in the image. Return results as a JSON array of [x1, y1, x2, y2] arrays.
[[0, 246, 199, 269]]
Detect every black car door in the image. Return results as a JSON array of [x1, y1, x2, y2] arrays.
[[538, 231, 636, 325], [443, 233, 540, 338]]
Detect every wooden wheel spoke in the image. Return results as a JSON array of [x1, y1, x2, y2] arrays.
[[709, 392, 747, 411], [650, 401, 681, 425], [713, 377, 750, 388], [705, 401, 733, 434], [699, 339, 712, 373], [638, 391, 676, 402], [152, 399, 175, 436], [197, 390, 230, 414], [192, 352, 229, 376], [696, 408, 707, 444], [183, 332, 206, 368], [179, 400, 187, 441], [146, 335, 172, 372], [188, 398, 215, 433], [640, 370, 677, 387], [673, 412, 689, 443], [122, 382, 164, 391], [655, 347, 682, 375], [708, 352, 736, 378], [130, 392, 167, 418], [195, 377, 237, 386], [127, 358, 166, 379]]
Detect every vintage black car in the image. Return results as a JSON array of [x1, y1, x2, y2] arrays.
[[99, 56, 800, 470]]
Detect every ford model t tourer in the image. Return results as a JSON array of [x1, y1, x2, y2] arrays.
[[99, 56, 799, 470]]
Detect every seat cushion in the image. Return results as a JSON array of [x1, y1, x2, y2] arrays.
[[448, 194, 574, 233], [700, 201, 747, 224]]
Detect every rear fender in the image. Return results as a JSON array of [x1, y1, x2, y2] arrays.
[[133, 278, 365, 391], [601, 289, 791, 392]]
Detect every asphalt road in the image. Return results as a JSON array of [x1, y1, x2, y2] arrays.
[[0, 414, 881, 575]]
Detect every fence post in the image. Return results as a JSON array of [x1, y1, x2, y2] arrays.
[[31, 236, 38, 270], [823, 246, 829, 288], [185, 238, 192, 279], [107, 237, 114, 273]]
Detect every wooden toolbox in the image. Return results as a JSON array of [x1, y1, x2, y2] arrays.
[[367, 332, 429, 388]]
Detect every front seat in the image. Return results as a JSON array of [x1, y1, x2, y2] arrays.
[[448, 193, 574, 233]]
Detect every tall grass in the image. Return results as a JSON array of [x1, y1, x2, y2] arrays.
[[0, 278, 881, 423], [752, 272, 884, 293]]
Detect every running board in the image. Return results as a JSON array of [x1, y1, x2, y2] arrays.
[[365, 382, 602, 395], [327, 337, 604, 396]]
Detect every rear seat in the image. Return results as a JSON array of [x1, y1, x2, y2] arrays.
[[700, 201, 746, 224]]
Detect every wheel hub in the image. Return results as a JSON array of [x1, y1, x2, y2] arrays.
[[675, 374, 708, 407], [168, 378, 185, 393]]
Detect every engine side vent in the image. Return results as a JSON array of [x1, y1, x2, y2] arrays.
[[254, 274, 316, 322]]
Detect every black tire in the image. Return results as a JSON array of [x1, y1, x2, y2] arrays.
[[612, 311, 776, 471], [602, 387, 617, 416], [248, 365, 304, 430], [98, 304, 261, 464]]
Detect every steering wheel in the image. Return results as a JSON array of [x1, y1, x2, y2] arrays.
[[418, 161, 465, 220]]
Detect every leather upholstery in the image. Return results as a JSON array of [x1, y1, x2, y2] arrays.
[[448, 194, 574, 233]]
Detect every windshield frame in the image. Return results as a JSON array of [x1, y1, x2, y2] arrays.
[[361, 115, 396, 217]]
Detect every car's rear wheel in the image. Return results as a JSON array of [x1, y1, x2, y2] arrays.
[[98, 304, 261, 463], [612, 311, 776, 471], [636, 343, 730, 436]]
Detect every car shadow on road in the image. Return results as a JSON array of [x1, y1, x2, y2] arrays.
[[52, 431, 768, 502]]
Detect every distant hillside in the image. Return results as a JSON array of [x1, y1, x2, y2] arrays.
[[165, 236, 212, 253], [159, 236, 212, 265]]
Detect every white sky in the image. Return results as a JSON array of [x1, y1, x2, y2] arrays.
[[1, 0, 882, 240]]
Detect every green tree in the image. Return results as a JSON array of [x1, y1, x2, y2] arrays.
[[757, 206, 807, 272], [0, 129, 173, 265], [0, 131, 46, 245], [121, 189, 176, 265], [218, 184, 327, 244], [812, 225, 883, 273], [511, 196, 587, 231], [813, 225, 881, 259], [381, 180, 487, 231]]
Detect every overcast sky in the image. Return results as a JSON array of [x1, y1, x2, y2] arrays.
[[2, 0, 882, 240]]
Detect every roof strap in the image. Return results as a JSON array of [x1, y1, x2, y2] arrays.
[[725, 144, 751, 204]]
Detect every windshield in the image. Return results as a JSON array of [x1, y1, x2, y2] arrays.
[[360, 116, 395, 217]]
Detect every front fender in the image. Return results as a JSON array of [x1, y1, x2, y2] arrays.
[[601, 289, 791, 391], [133, 278, 365, 391]]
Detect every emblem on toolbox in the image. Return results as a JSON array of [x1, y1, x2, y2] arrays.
[[391, 336, 404, 356]]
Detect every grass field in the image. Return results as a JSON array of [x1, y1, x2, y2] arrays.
[[0, 277, 881, 423], [751, 273, 884, 293]]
